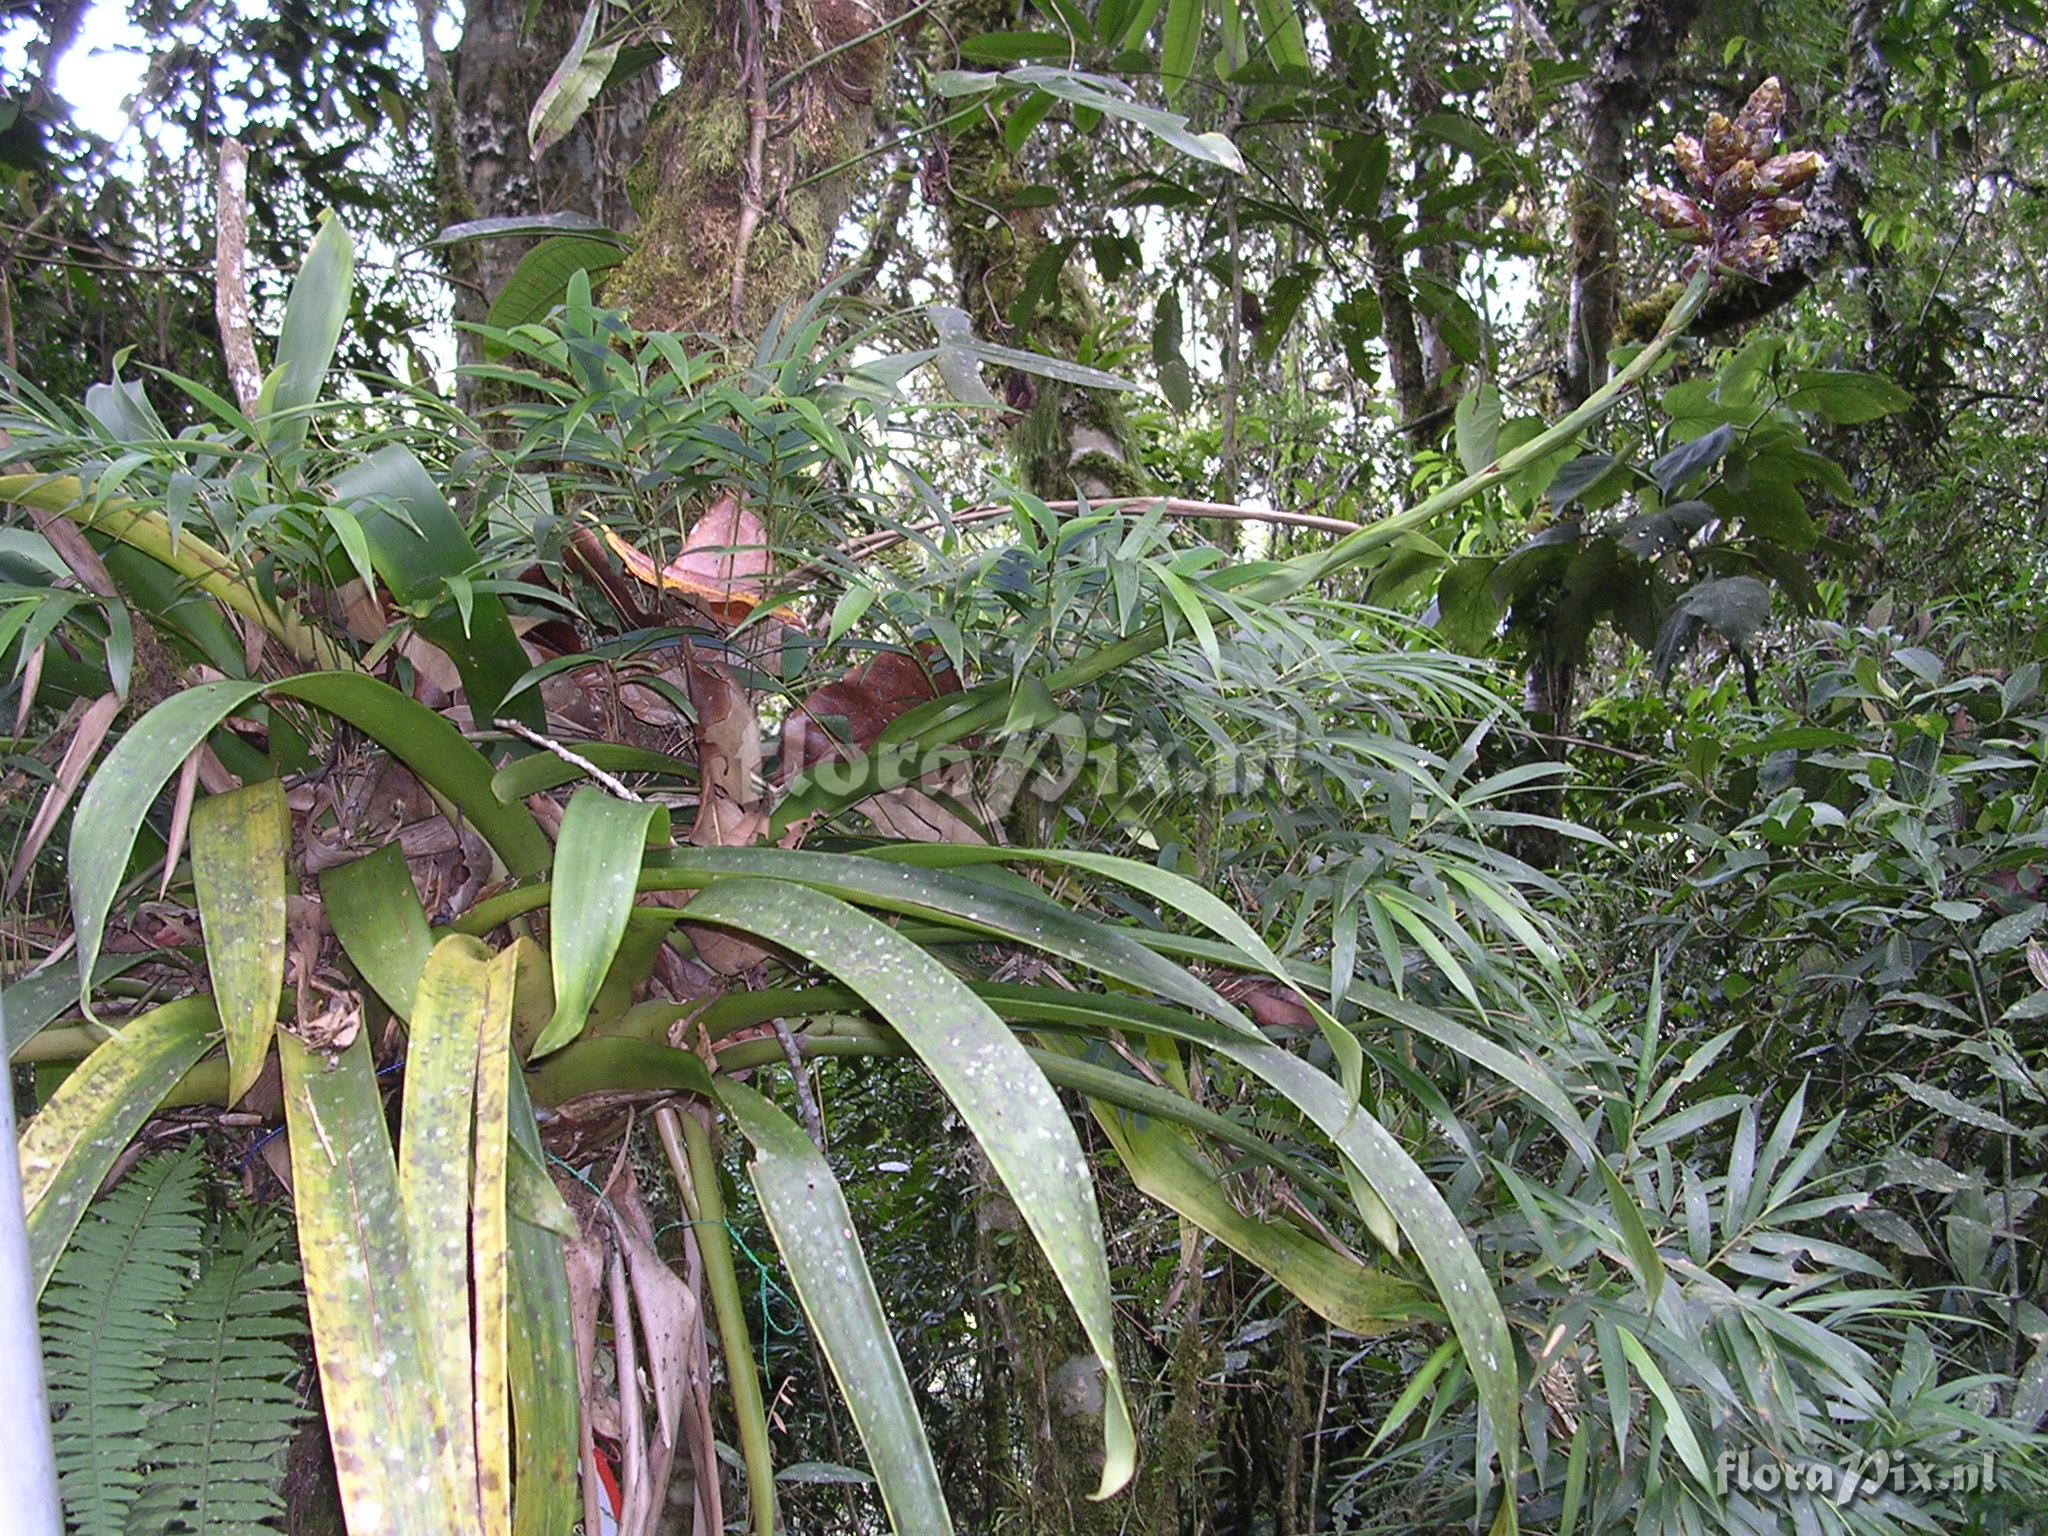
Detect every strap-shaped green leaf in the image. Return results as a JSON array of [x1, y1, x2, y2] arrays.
[[535, 788, 668, 1056], [463, 845, 1251, 1034], [398, 937, 513, 1521], [68, 673, 550, 1014], [1089, 1090, 1420, 1337], [505, 1069, 581, 1536], [257, 213, 352, 458], [321, 843, 435, 1020], [720, 1081, 953, 1534], [191, 778, 289, 1102], [280, 1029, 474, 1536], [329, 446, 541, 729], [17, 997, 220, 1296], [679, 876, 1136, 1499]]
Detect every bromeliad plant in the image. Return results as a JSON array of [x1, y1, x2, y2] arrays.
[[1, 159, 1773, 1536]]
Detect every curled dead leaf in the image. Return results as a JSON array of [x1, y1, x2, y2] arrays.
[[598, 491, 797, 626]]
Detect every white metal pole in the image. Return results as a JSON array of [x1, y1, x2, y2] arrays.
[[0, 987, 64, 1535]]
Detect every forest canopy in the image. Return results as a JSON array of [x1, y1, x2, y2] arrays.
[[2, 1, 2047, 1534]]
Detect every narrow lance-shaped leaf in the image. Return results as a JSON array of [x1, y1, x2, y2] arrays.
[[529, 0, 619, 158], [17, 998, 220, 1296], [536, 789, 668, 1056], [681, 877, 1137, 1499], [257, 213, 353, 458], [191, 778, 289, 1102], [1089, 1088, 1421, 1337], [719, 1081, 954, 1535], [280, 1029, 475, 1536]]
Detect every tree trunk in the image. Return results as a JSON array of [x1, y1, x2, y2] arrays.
[[609, 0, 901, 338], [934, 0, 1146, 501], [1558, 0, 1705, 409], [415, 0, 657, 409]]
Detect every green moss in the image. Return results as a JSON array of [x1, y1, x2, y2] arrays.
[[1619, 280, 1688, 342]]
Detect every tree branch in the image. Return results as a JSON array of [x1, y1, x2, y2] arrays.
[[212, 139, 264, 415]]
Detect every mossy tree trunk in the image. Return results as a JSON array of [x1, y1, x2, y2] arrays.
[[609, 0, 901, 338], [1558, 0, 1703, 409]]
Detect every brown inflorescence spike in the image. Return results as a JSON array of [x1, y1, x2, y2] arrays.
[[1635, 187, 1711, 243], [1734, 76, 1785, 156], [1755, 151, 1824, 197], [1702, 113, 1744, 177], [1671, 134, 1710, 194], [1636, 78, 1825, 284]]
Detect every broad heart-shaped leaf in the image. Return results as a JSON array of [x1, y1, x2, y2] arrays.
[[1648, 423, 1735, 497], [1454, 380, 1503, 477], [330, 445, 541, 729], [321, 843, 434, 1020], [399, 936, 521, 1536], [679, 877, 1136, 1500], [191, 778, 288, 1103], [1784, 367, 1912, 425], [68, 673, 550, 1016], [256, 212, 352, 459], [718, 1081, 954, 1535], [536, 789, 668, 1056], [280, 1029, 475, 1536], [16, 997, 220, 1297]]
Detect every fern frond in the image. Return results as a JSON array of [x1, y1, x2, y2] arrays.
[[127, 1210, 306, 1536], [40, 1144, 205, 1536]]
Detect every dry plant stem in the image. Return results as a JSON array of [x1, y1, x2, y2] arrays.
[[769, 269, 1713, 834], [607, 1241, 649, 1529], [770, 1018, 826, 1151], [811, 496, 1364, 578], [213, 140, 264, 414], [654, 1105, 777, 1536], [492, 718, 645, 802]]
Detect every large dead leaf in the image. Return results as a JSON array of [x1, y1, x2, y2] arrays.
[[682, 640, 766, 850], [776, 647, 962, 782], [777, 647, 998, 845], [599, 492, 794, 626], [6, 691, 122, 902], [672, 641, 771, 973]]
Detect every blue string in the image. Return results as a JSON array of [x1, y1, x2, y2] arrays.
[[240, 1056, 408, 1170]]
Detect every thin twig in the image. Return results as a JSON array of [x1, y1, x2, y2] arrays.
[[794, 496, 1365, 582], [493, 718, 645, 802], [771, 1019, 827, 1152]]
